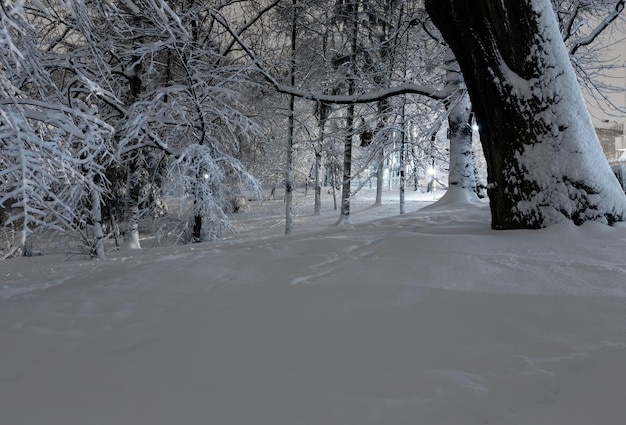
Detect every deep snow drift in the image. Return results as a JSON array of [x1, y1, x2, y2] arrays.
[[1, 188, 626, 424]]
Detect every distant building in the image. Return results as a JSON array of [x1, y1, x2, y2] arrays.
[[596, 123, 625, 161]]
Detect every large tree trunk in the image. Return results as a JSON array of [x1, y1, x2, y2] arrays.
[[426, 0, 626, 229]]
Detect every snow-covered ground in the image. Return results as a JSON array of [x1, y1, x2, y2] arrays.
[[2, 187, 626, 424]]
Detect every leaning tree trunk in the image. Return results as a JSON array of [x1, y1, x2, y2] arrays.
[[426, 0, 626, 229]]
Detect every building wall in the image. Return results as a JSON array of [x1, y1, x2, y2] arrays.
[[596, 125, 625, 160]]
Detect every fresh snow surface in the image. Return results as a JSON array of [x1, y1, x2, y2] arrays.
[[2, 187, 626, 424]]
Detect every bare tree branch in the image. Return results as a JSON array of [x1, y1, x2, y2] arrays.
[[569, 0, 625, 55], [209, 7, 454, 104]]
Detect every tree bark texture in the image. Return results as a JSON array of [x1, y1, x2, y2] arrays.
[[339, 0, 359, 225], [427, 0, 626, 228], [124, 168, 142, 249], [284, 0, 297, 235], [374, 98, 392, 206], [340, 103, 354, 224], [444, 50, 477, 191], [447, 91, 476, 191], [314, 150, 322, 215], [375, 149, 384, 206]]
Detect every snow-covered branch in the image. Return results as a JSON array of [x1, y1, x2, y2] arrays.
[[568, 0, 626, 55], [209, 7, 454, 104]]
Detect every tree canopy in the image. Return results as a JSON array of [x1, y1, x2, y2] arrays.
[[1, 0, 625, 259]]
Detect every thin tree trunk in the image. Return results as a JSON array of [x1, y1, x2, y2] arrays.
[[375, 148, 384, 206], [109, 208, 121, 247], [338, 0, 358, 225], [124, 168, 142, 249], [125, 203, 141, 249], [90, 183, 106, 259], [373, 98, 391, 207], [285, 109, 294, 235], [192, 209, 202, 242], [339, 103, 354, 224], [399, 98, 406, 215], [314, 150, 322, 215], [123, 20, 144, 248], [332, 167, 338, 210], [284, 0, 297, 235], [314, 101, 328, 215]]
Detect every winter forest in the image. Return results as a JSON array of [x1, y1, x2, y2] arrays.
[[4, 1, 626, 424], [1, 0, 625, 259]]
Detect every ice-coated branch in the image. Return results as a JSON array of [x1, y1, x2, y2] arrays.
[[568, 0, 626, 55], [208, 8, 454, 104]]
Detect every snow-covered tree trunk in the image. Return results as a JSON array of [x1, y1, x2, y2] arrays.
[[124, 171, 142, 250], [125, 204, 142, 249], [375, 149, 384, 206], [331, 167, 338, 210], [399, 100, 407, 215], [313, 100, 330, 216], [444, 50, 477, 192], [373, 98, 391, 207], [399, 146, 406, 214], [109, 208, 122, 248], [338, 0, 359, 226], [447, 93, 475, 191], [427, 0, 626, 228], [285, 100, 295, 235], [284, 0, 297, 235], [339, 103, 354, 225]]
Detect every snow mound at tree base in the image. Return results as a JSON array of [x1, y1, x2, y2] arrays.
[[419, 185, 484, 210]]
